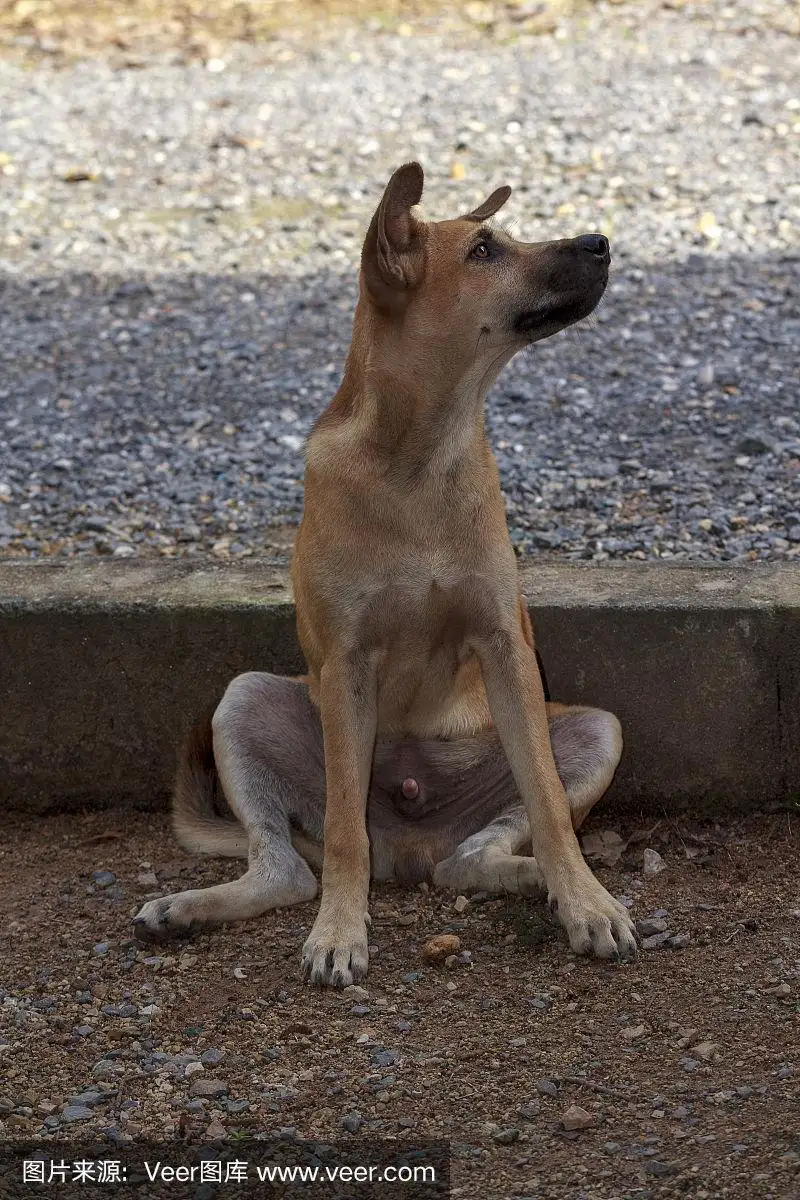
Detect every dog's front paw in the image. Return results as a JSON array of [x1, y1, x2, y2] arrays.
[[301, 909, 369, 988], [132, 892, 199, 941], [549, 875, 637, 960]]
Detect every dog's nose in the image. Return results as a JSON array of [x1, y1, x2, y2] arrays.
[[576, 233, 610, 262]]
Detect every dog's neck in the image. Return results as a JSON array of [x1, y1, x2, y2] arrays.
[[322, 298, 516, 481]]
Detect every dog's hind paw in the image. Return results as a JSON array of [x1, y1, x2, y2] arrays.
[[132, 894, 198, 940]]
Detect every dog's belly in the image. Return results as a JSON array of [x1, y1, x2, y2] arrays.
[[366, 729, 518, 883]]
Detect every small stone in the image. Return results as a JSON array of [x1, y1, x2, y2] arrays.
[[62, 1105, 93, 1122], [189, 1078, 228, 1098], [536, 1079, 559, 1098], [667, 932, 692, 949], [92, 871, 117, 887], [204, 1121, 226, 1140], [371, 1050, 397, 1068], [200, 1049, 226, 1065], [68, 1090, 103, 1108], [137, 872, 158, 888], [620, 1024, 648, 1041], [691, 1041, 719, 1062], [421, 934, 461, 964], [641, 932, 672, 950], [643, 849, 666, 876], [492, 1127, 520, 1144], [341, 1111, 363, 1133], [342, 984, 369, 1000], [185, 1062, 204, 1077], [646, 1160, 677, 1177], [454, 895, 469, 913], [92, 1060, 122, 1078], [561, 1104, 595, 1131], [635, 918, 668, 937], [93, 942, 110, 955]]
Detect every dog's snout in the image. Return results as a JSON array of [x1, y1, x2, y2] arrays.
[[576, 233, 610, 262]]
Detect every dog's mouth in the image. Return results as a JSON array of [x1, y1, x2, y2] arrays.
[[513, 287, 605, 338]]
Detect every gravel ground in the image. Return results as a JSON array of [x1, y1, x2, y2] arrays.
[[0, 0, 798, 565], [1, 808, 799, 1197]]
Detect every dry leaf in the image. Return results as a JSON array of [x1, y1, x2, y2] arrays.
[[581, 829, 625, 867]]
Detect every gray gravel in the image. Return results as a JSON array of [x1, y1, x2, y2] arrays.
[[0, 0, 797, 564]]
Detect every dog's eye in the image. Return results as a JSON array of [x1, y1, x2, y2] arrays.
[[470, 240, 492, 261]]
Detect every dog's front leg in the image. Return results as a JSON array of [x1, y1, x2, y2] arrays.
[[301, 652, 377, 987], [474, 625, 637, 959]]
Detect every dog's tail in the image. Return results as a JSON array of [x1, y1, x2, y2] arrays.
[[172, 712, 248, 859]]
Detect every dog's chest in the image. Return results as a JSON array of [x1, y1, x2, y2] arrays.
[[361, 562, 501, 735]]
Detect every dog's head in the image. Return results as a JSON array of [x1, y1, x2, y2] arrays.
[[360, 161, 609, 358]]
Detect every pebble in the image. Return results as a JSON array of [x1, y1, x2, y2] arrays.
[[342, 984, 369, 1000], [341, 1111, 363, 1133], [641, 932, 673, 951], [92, 1060, 122, 1078], [68, 1090, 103, 1108], [635, 918, 668, 938], [421, 935, 461, 964], [188, 1078, 228, 1098], [200, 1049, 226, 1065], [61, 1105, 94, 1122], [643, 849, 666, 877], [370, 1049, 397, 1068], [91, 871, 117, 887], [453, 895, 469, 913], [536, 1079, 559, 1098], [492, 1127, 520, 1145], [692, 1041, 720, 1061], [620, 1024, 648, 1041], [561, 1105, 596, 1131]]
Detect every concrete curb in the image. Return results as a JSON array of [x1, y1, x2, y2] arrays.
[[2, 561, 798, 814]]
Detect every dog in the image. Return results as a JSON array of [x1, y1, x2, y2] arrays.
[[134, 162, 637, 985]]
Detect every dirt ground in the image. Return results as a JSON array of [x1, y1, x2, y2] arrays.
[[1, 806, 798, 1197]]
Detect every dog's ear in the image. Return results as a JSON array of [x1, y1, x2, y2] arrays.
[[361, 162, 426, 308], [462, 185, 512, 223]]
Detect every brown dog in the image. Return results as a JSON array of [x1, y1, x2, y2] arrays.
[[134, 163, 637, 985]]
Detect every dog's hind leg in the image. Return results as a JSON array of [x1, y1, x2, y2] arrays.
[[133, 673, 325, 939], [433, 706, 622, 896]]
